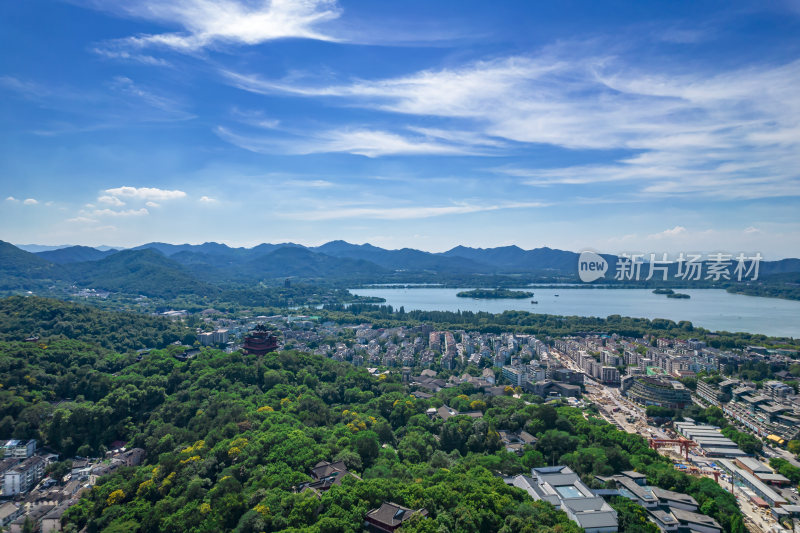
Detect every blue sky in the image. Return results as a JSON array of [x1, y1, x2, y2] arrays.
[[1, 0, 799, 257]]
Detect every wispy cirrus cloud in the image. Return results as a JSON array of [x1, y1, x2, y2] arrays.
[[89, 0, 341, 58], [284, 179, 335, 188], [92, 207, 150, 217], [280, 201, 547, 220], [0, 75, 194, 132], [92, 46, 171, 66], [104, 186, 187, 202], [98, 195, 125, 206], [215, 125, 493, 157], [107, 76, 194, 119], [225, 51, 800, 199], [67, 216, 99, 224]]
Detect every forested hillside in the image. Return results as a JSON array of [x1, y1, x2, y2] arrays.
[[0, 296, 192, 350], [62, 249, 220, 298], [0, 342, 743, 531], [0, 240, 64, 291]]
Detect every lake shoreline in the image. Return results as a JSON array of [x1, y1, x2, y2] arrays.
[[349, 287, 800, 338]]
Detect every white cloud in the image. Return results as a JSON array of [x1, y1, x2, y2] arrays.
[[227, 51, 800, 199], [108, 76, 195, 121], [255, 118, 280, 129], [92, 0, 341, 56], [145, 201, 160, 208], [229, 107, 282, 129], [281, 201, 547, 220], [216, 126, 491, 157], [1, 75, 193, 128], [593, 224, 798, 258], [92, 47, 171, 67], [285, 179, 334, 188], [92, 208, 149, 217], [104, 186, 187, 201], [647, 226, 687, 239], [5, 196, 18, 202], [307, 128, 481, 157], [198, 196, 217, 204], [23, 198, 38, 205], [98, 195, 125, 206], [67, 216, 99, 224], [0, 76, 48, 99]]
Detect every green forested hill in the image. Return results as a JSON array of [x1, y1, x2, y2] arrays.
[[0, 296, 192, 350], [36, 245, 118, 263], [0, 332, 743, 532], [63, 249, 219, 298], [241, 246, 389, 279], [0, 240, 64, 290], [726, 272, 800, 301], [0, 241, 218, 298]]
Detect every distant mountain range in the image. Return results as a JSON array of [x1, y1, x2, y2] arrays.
[[2, 240, 799, 297], [36, 245, 119, 264]]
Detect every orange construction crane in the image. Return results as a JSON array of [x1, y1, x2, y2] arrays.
[[687, 465, 721, 482], [649, 438, 699, 461]]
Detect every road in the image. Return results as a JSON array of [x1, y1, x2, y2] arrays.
[[767, 444, 800, 469], [547, 346, 787, 533], [549, 347, 669, 439]]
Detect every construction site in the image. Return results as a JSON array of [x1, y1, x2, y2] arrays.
[[549, 346, 795, 533]]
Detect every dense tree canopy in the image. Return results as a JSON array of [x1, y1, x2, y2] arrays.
[[0, 297, 747, 532], [0, 296, 192, 350]]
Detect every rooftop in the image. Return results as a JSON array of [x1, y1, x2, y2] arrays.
[[671, 508, 722, 530], [366, 502, 427, 527], [736, 457, 772, 473], [652, 487, 698, 507]]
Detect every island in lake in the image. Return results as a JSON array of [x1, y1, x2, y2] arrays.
[[456, 288, 534, 299], [653, 288, 690, 299]]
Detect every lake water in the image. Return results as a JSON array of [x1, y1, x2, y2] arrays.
[[349, 287, 800, 338]]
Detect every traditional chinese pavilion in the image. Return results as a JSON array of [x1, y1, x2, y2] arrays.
[[242, 325, 279, 355]]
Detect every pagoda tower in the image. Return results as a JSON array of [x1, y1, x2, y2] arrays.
[[243, 324, 279, 355]]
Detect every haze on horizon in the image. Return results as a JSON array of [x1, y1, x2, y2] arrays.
[[1, 1, 799, 257]]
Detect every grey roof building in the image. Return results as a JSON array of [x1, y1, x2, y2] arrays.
[[365, 502, 427, 532], [511, 466, 618, 533], [598, 471, 717, 532], [670, 508, 722, 533], [0, 502, 23, 528], [718, 459, 787, 507], [651, 487, 698, 511]]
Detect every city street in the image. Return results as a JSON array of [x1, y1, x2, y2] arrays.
[[548, 346, 788, 533]]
